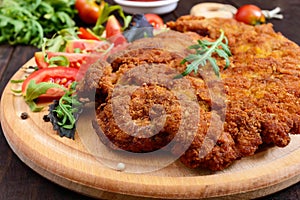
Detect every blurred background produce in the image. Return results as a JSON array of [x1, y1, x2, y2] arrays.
[[0, 0, 77, 47]]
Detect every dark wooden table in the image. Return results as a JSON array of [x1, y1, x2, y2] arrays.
[[1, 0, 300, 199]]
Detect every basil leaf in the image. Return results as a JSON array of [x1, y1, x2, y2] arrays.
[[24, 80, 65, 112], [26, 100, 44, 112], [25, 80, 65, 101]]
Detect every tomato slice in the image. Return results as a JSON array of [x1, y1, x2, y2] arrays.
[[22, 67, 79, 99], [65, 39, 111, 53], [34, 51, 102, 80], [34, 52, 48, 69], [106, 15, 122, 37], [105, 15, 127, 46], [107, 33, 127, 46], [35, 51, 100, 67], [144, 13, 164, 28], [77, 27, 101, 40]]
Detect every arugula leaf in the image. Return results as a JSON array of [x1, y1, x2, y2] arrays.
[[22, 80, 81, 138], [178, 29, 232, 78], [44, 82, 82, 139], [0, 0, 76, 47], [24, 80, 65, 112], [42, 27, 79, 52]]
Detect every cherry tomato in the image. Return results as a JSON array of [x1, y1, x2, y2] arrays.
[[144, 13, 164, 28], [234, 4, 266, 25], [77, 27, 101, 40], [75, 0, 102, 24], [22, 67, 79, 98]]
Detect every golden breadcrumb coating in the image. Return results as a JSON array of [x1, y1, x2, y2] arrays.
[[79, 17, 300, 171]]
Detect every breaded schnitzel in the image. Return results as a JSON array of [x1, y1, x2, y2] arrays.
[[78, 16, 300, 171]]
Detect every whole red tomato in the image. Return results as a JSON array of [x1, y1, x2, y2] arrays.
[[235, 4, 266, 25], [75, 0, 101, 24]]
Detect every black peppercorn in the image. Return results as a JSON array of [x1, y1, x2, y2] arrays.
[[43, 115, 50, 122], [20, 112, 28, 120]]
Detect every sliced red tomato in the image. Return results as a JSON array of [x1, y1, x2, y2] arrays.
[[34, 52, 48, 69], [106, 15, 122, 37], [234, 4, 266, 25], [77, 27, 101, 40], [106, 15, 127, 46], [107, 33, 127, 46], [22, 67, 79, 98], [65, 39, 111, 53], [34, 52, 102, 80], [144, 13, 164, 28], [35, 51, 100, 68], [75, 0, 103, 24]]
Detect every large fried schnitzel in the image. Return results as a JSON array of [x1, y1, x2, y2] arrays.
[[78, 16, 300, 171]]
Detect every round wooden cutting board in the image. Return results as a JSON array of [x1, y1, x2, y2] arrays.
[[1, 58, 300, 200]]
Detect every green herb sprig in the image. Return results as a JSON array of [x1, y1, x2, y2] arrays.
[[45, 82, 82, 139], [53, 82, 82, 130], [179, 30, 231, 78], [22, 80, 81, 139]]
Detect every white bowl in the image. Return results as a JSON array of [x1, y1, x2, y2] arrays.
[[114, 0, 179, 14]]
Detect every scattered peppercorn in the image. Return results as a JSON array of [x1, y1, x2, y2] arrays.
[[29, 66, 39, 71], [25, 65, 38, 74], [43, 115, 50, 122], [20, 112, 28, 120]]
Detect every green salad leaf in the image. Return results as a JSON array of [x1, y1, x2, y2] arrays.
[[24, 80, 65, 112], [43, 82, 82, 139], [0, 0, 77, 47]]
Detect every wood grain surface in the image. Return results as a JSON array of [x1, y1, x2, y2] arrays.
[[2, 58, 300, 200]]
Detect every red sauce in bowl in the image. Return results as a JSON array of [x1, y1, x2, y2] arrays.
[[127, 0, 161, 2]]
